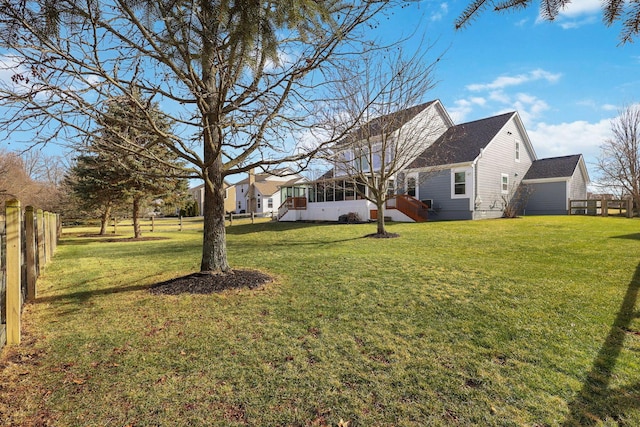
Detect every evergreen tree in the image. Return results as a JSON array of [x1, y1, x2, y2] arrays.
[[95, 95, 187, 238]]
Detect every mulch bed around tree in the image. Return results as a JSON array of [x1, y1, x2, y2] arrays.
[[364, 232, 400, 239], [149, 270, 273, 295]]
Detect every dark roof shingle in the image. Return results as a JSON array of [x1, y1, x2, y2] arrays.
[[523, 155, 582, 180], [408, 112, 514, 168], [337, 101, 436, 146]]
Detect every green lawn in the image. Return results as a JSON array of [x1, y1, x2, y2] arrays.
[[2, 216, 640, 426]]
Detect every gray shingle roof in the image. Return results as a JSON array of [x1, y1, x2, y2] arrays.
[[337, 101, 436, 146], [408, 112, 515, 168], [523, 155, 582, 180]]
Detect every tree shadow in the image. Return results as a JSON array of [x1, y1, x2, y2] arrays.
[[34, 282, 152, 305], [611, 233, 640, 241], [562, 263, 640, 426]]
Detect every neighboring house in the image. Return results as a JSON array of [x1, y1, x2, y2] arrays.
[[235, 168, 307, 215], [188, 181, 236, 215], [522, 154, 589, 215], [278, 101, 589, 222]]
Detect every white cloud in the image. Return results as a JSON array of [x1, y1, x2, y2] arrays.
[[0, 55, 28, 90], [559, 16, 598, 29], [557, 0, 602, 18], [535, 0, 600, 29], [466, 68, 561, 91], [528, 118, 612, 172], [513, 93, 550, 124], [430, 3, 449, 22], [489, 90, 510, 104], [449, 97, 486, 123]]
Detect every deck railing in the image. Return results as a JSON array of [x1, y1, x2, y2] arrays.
[[386, 195, 429, 222], [277, 197, 307, 219]]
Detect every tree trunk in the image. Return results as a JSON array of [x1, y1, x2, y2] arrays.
[[132, 197, 142, 239], [376, 198, 387, 235], [199, 0, 231, 273], [200, 156, 231, 273], [99, 202, 112, 235]]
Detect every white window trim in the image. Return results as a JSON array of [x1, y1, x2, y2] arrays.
[[451, 168, 469, 199], [501, 173, 509, 194], [515, 140, 521, 163]]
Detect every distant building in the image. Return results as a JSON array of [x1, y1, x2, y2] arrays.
[[187, 181, 236, 215], [234, 168, 307, 215]]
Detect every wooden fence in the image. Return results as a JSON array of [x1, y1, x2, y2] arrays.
[[568, 199, 633, 217], [1, 200, 59, 348], [110, 212, 276, 234]]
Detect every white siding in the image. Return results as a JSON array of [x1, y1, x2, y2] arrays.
[[474, 119, 534, 219]]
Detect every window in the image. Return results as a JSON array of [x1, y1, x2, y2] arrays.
[[356, 148, 370, 172], [387, 179, 395, 197], [237, 201, 241, 211], [257, 199, 261, 209], [501, 173, 509, 193], [454, 171, 466, 195], [515, 140, 521, 162], [407, 177, 416, 197], [267, 198, 273, 209]]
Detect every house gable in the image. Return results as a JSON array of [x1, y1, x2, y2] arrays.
[[522, 154, 586, 182], [407, 112, 517, 169], [522, 154, 589, 214], [332, 99, 453, 177], [473, 112, 536, 219]]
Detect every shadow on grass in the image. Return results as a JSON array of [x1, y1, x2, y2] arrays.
[[562, 263, 640, 426], [224, 221, 327, 235], [611, 233, 640, 241], [35, 282, 151, 305]]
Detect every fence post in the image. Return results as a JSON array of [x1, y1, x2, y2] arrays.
[[113, 217, 117, 234], [229, 213, 233, 226], [50, 212, 57, 254], [151, 216, 155, 232], [37, 209, 45, 268], [25, 206, 37, 301], [568, 199, 572, 215], [602, 198, 608, 217], [251, 212, 255, 224], [179, 216, 183, 231], [6, 199, 21, 345], [44, 212, 52, 261]]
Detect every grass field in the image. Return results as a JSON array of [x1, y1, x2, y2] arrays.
[[2, 216, 640, 426]]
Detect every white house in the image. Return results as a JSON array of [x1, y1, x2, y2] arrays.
[[234, 168, 307, 215]]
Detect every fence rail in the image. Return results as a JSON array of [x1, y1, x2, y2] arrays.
[[1, 200, 59, 348], [568, 199, 633, 217], [108, 213, 276, 234]]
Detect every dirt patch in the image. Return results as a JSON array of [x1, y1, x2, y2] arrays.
[[149, 270, 273, 295], [364, 232, 400, 239]]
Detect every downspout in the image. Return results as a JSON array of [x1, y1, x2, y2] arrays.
[[471, 148, 484, 217]]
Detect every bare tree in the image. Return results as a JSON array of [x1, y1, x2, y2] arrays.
[[0, 0, 401, 273], [502, 182, 533, 218], [455, 0, 640, 44], [322, 46, 447, 236], [0, 149, 64, 210], [596, 104, 640, 215]]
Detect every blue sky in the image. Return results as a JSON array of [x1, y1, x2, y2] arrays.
[[10, 1, 638, 185], [384, 0, 639, 183]]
